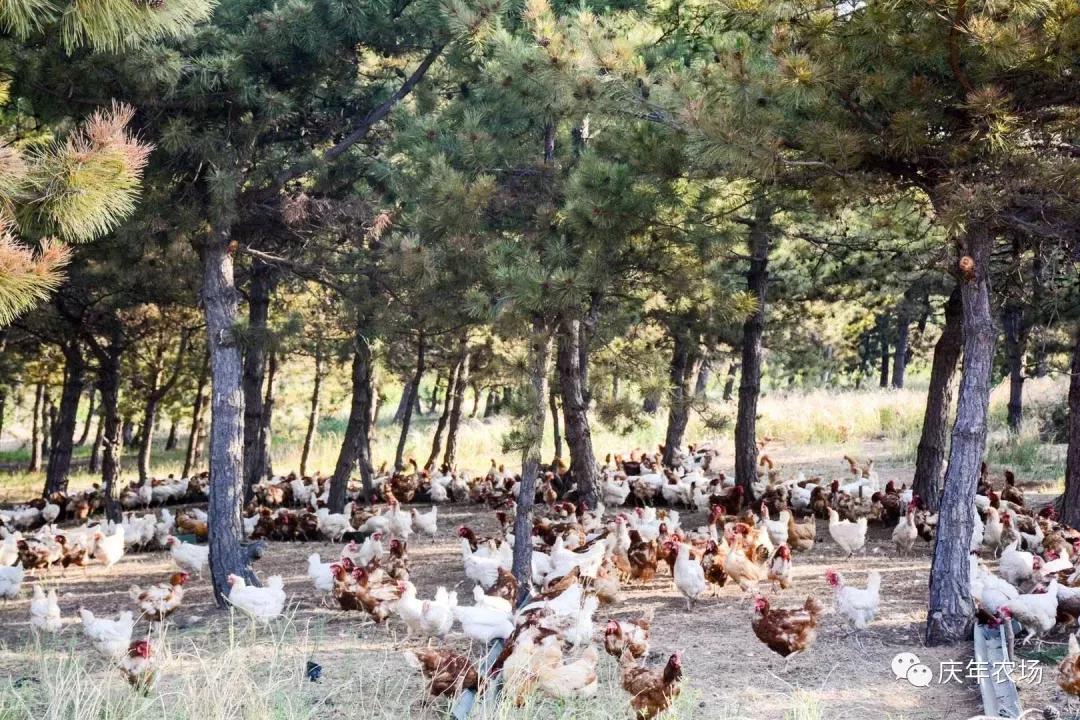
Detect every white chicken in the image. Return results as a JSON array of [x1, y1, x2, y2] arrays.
[[396, 581, 457, 638], [411, 507, 438, 542], [892, 504, 918, 555], [342, 533, 385, 568], [0, 534, 19, 567], [357, 511, 390, 535], [92, 526, 125, 567], [761, 504, 790, 549], [982, 507, 1003, 555], [429, 480, 449, 504], [673, 541, 707, 609], [452, 596, 514, 644], [971, 556, 1019, 614], [601, 475, 631, 507], [386, 501, 413, 540], [30, 585, 62, 632], [827, 509, 867, 557], [825, 569, 880, 630], [546, 537, 607, 582], [461, 538, 502, 589], [79, 608, 135, 659], [999, 540, 1039, 588], [316, 505, 354, 541], [534, 637, 599, 699], [165, 535, 209, 575], [306, 553, 335, 593], [1001, 580, 1059, 644], [0, 565, 24, 600], [225, 574, 286, 622]]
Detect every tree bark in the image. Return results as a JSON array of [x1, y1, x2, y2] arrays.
[[548, 388, 563, 462], [95, 335, 124, 524], [1002, 298, 1027, 433], [89, 408, 104, 474], [734, 198, 772, 495], [27, 383, 44, 472], [557, 317, 599, 508], [42, 395, 54, 462], [393, 376, 414, 425], [1059, 327, 1080, 529], [926, 228, 996, 646], [183, 352, 210, 478], [0, 391, 5, 447], [662, 330, 702, 468], [300, 348, 324, 477], [428, 371, 443, 415], [137, 396, 160, 483], [242, 262, 275, 500], [511, 319, 552, 598], [878, 315, 891, 388], [45, 344, 85, 495], [694, 354, 712, 398], [76, 387, 96, 446], [892, 308, 911, 389], [259, 351, 277, 480], [200, 219, 257, 603], [723, 362, 737, 402], [165, 416, 179, 451], [329, 330, 376, 510], [470, 384, 482, 418], [122, 417, 135, 448], [425, 353, 461, 471], [443, 344, 471, 470], [394, 333, 426, 471], [912, 286, 963, 512], [483, 389, 496, 418], [138, 330, 191, 483]]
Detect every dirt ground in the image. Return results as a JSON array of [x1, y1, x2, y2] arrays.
[[0, 448, 1075, 720]]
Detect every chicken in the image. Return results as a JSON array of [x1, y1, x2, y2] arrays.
[[751, 595, 823, 657], [341, 533, 384, 568], [982, 507, 1004, 555], [129, 572, 189, 621], [487, 566, 519, 605], [825, 569, 880, 630], [501, 626, 547, 706], [603, 611, 651, 659], [452, 595, 514, 644], [786, 512, 816, 552], [118, 639, 159, 693], [79, 608, 135, 660], [768, 544, 792, 590], [165, 536, 208, 575], [396, 581, 457, 638], [226, 574, 286, 622], [761, 503, 790, 549], [30, 585, 62, 632], [461, 537, 503, 589], [1001, 581, 1058, 644], [385, 500, 412, 540], [627, 530, 659, 582], [724, 531, 769, 592], [411, 507, 438, 541], [619, 649, 683, 720], [1058, 633, 1080, 697], [700, 539, 727, 593], [1001, 470, 1024, 507], [352, 566, 403, 623], [403, 648, 479, 697], [316, 506, 354, 541], [535, 638, 599, 700], [999, 539, 1040, 587], [827, 509, 867, 557], [0, 564, 24, 600], [892, 503, 918, 555], [673, 541, 707, 609], [307, 553, 335, 593], [92, 527, 125, 567]]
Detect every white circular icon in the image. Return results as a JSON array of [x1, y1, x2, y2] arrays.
[[907, 664, 933, 687], [891, 652, 921, 681]]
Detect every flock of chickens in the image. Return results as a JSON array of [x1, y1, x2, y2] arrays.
[[6, 445, 1080, 714]]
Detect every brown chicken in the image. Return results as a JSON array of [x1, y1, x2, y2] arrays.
[[404, 647, 479, 697], [1059, 634, 1080, 696], [619, 649, 683, 720], [627, 530, 658, 582], [330, 563, 364, 612], [175, 512, 208, 541], [488, 567, 520, 605], [129, 572, 189, 621], [751, 595, 823, 657], [353, 566, 402, 623], [700, 539, 727, 592], [55, 535, 89, 572], [786, 512, 816, 552], [119, 639, 159, 693], [603, 611, 651, 659], [1002, 470, 1024, 507]]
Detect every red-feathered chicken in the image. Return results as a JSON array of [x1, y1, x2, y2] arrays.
[[751, 595, 823, 657], [619, 650, 683, 720], [404, 647, 479, 697], [603, 610, 652, 659], [627, 530, 659, 582], [129, 572, 189, 621]]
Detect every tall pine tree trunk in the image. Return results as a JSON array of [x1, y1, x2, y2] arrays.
[[259, 352, 277, 480], [443, 344, 471, 470], [27, 383, 43, 472], [1002, 299, 1027, 433], [878, 316, 891, 388], [96, 337, 124, 524], [913, 286, 963, 511], [393, 376, 414, 425], [165, 417, 179, 451], [394, 333, 425, 470], [183, 352, 210, 478], [76, 387, 96, 446], [470, 384, 482, 418], [734, 199, 772, 495], [1059, 327, 1080, 528], [425, 354, 461, 471], [548, 389, 563, 462], [557, 317, 599, 507], [89, 408, 104, 474], [428, 372, 443, 415], [723, 362, 737, 402], [329, 330, 376, 510], [694, 354, 712, 398], [926, 228, 996, 645], [45, 344, 85, 495], [137, 395, 160, 483], [511, 319, 551, 597], [661, 331, 701, 467], [242, 262, 274, 500], [199, 220, 257, 603], [300, 349, 324, 477], [484, 389, 496, 418], [892, 307, 911, 389]]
